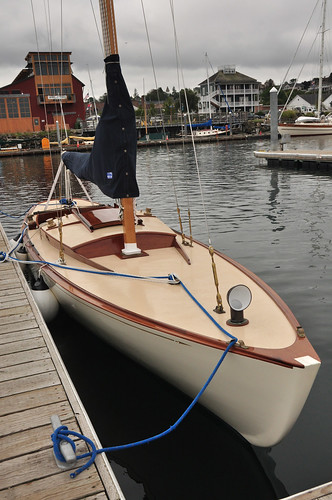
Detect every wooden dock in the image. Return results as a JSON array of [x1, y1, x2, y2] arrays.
[[281, 481, 332, 500], [0, 222, 124, 499], [254, 149, 332, 169]]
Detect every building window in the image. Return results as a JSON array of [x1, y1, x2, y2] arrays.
[[33, 54, 70, 76], [0, 98, 6, 118], [19, 97, 31, 117], [7, 98, 19, 118], [37, 83, 72, 97]]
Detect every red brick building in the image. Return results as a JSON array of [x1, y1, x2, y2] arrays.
[[0, 52, 85, 133]]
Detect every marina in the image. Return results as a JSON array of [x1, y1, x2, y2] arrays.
[[0, 222, 123, 499], [0, 0, 331, 497], [0, 136, 331, 498]]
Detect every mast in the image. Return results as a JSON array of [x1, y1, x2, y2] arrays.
[[99, 0, 141, 256], [206, 53, 212, 129], [317, 0, 327, 117]]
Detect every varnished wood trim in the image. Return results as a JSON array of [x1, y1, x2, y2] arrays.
[[24, 235, 319, 369]]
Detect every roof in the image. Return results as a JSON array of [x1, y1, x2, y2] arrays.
[[11, 68, 33, 85], [289, 92, 331, 106], [199, 68, 259, 86]]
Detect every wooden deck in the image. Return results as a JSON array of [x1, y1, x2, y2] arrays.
[[0, 223, 124, 499]]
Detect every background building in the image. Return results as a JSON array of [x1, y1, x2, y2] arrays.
[[198, 65, 260, 117], [0, 51, 85, 133]]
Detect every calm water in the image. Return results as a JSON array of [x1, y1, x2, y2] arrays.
[[1, 136, 331, 499]]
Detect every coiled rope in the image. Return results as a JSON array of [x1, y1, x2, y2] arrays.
[[0, 225, 238, 479], [52, 337, 237, 479], [50, 272, 237, 478]]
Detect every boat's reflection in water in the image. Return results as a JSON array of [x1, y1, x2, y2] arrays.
[[49, 307, 288, 500]]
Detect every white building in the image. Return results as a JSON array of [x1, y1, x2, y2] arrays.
[[198, 65, 260, 117], [286, 93, 332, 113]]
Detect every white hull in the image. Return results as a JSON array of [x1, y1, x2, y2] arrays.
[[278, 123, 332, 137], [43, 268, 319, 448], [23, 199, 320, 447], [194, 129, 227, 137]]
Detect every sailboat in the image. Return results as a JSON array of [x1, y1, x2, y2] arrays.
[[18, 0, 320, 448], [278, 0, 332, 137], [188, 58, 229, 138]]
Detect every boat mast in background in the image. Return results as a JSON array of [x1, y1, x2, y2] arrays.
[[317, 0, 327, 116], [99, 0, 141, 256]]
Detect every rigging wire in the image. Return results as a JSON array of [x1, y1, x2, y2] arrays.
[[140, 0, 186, 241], [169, 0, 212, 246], [170, 0, 193, 245], [280, 30, 320, 117], [278, 0, 320, 96], [90, 0, 105, 57]]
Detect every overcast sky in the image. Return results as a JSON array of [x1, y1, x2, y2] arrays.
[[0, 0, 330, 100]]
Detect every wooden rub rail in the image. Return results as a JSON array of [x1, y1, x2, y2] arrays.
[[0, 223, 124, 499]]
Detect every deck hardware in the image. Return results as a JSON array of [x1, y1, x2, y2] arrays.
[[209, 245, 225, 313], [227, 339, 249, 349], [46, 218, 56, 229], [226, 284, 252, 326], [51, 414, 77, 470], [297, 326, 306, 338]]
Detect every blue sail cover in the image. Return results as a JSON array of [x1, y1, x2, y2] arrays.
[[62, 54, 139, 199], [187, 119, 212, 129]]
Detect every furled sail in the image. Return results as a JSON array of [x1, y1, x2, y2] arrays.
[[188, 119, 212, 129], [63, 54, 139, 199]]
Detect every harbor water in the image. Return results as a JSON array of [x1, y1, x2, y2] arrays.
[[0, 136, 331, 499]]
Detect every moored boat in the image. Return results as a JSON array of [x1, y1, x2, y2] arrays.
[[279, 0, 332, 137], [17, 0, 320, 448]]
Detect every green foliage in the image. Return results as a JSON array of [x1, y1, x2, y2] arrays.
[[279, 109, 298, 123], [175, 89, 199, 113], [145, 87, 169, 102]]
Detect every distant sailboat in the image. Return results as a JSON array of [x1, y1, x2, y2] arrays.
[[17, 0, 320, 448], [279, 0, 332, 137]]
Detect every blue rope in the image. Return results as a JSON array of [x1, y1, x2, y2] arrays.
[[5, 253, 170, 281], [3, 223, 238, 477], [52, 340, 236, 478], [51, 277, 238, 478]]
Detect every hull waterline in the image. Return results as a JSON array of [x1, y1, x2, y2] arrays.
[[278, 123, 332, 137]]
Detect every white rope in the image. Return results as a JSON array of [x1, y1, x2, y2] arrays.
[[140, 0, 180, 211], [169, 0, 212, 245]]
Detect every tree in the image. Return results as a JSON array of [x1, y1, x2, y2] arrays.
[[146, 87, 168, 102], [260, 83, 287, 106], [98, 93, 107, 103], [175, 89, 199, 113]]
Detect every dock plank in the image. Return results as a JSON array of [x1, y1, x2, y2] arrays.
[[0, 468, 105, 500], [0, 222, 123, 499], [0, 371, 61, 397], [0, 400, 74, 437], [0, 346, 50, 367], [0, 442, 91, 490], [0, 418, 78, 461], [0, 385, 67, 416], [0, 358, 55, 382], [0, 319, 39, 334], [0, 336, 45, 354]]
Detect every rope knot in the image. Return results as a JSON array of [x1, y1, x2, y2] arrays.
[[0, 251, 8, 262], [51, 425, 76, 463], [168, 273, 180, 284]]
